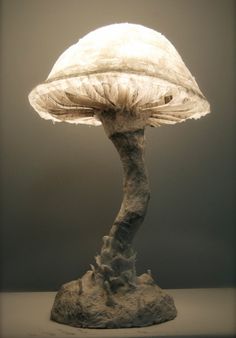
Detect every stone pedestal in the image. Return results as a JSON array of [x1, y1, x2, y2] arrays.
[[51, 271, 177, 328]]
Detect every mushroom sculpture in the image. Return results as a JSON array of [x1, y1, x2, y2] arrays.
[[29, 23, 210, 328]]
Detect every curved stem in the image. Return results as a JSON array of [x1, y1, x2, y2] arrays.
[[95, 127, 150, 288], [109, 129, 150, 249]]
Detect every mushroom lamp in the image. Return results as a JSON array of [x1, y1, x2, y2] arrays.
[[29, 23, 210, 328]]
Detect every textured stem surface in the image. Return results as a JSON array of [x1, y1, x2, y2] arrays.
[[96, 126, 150, 289], [50, 117, 177, 328], [109, 129, 150, 247]]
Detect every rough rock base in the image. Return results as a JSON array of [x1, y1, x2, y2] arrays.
[[51, 271, 177, 328]]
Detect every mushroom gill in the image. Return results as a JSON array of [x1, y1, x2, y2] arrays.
[[29, 23, 210, 329], [29, 23, 210, 129]]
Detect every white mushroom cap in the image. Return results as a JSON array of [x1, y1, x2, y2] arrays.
[[28, 23, 210, 127]]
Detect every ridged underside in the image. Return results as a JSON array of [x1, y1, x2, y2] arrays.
[[29, 71, 210, 128], [29, 23, 210, 127]]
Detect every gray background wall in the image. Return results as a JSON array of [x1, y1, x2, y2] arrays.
[[0, 0, 235, 291]]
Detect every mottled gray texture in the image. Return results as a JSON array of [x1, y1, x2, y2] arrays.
[[1, 0, 235, 293], [95, 128, 150, 290], [28, 21, 212, 327], [51, 125, 176, 328], [51, 272, 177, 328]]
